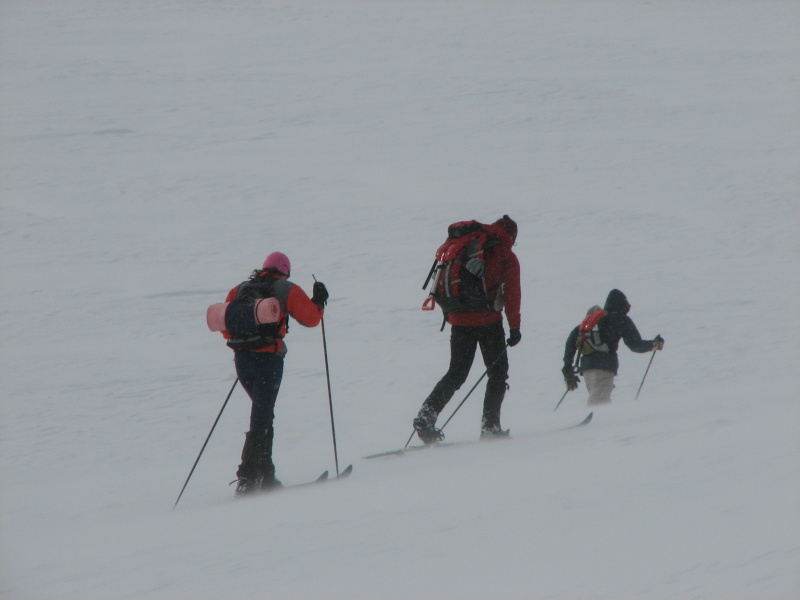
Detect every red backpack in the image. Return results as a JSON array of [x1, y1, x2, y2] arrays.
[[421, 221, 498, 317], [576, 306, 609, 357]]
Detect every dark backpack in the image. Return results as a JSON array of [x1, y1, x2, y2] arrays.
[[576, 306, 609, 358], [225, 279, 287, 351], [421, 221, 499, 316]]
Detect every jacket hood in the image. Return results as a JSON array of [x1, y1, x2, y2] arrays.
[[486, 215, 517, 247], [493, 215, 517, 242], [604, 289, 630, 313]]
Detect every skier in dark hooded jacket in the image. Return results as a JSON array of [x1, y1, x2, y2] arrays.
[[563, 289, 663, 405]]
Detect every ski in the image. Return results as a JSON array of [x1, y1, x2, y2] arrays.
[[362, 445, 432, 459], [285, 470, 329, 488], [336, 464, 354, 479], [561, 411, 593, 429], [234, 464, 353, 498], [287, 464, 353, 488], [362, 413, 593, 459]]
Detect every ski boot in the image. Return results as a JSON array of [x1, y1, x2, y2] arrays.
[[234, 430, 282, 497], [234, 476, 258, 497], [480, 417, 510, 441], [413, 405, 445, 445]]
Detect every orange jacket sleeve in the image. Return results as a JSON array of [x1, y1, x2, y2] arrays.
[[285, 283, 323, 327]]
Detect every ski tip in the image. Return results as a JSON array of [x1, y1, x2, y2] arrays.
[[585, 412, 593, 423], [316, 471, 329, 482], [337, 464, 353, 478]]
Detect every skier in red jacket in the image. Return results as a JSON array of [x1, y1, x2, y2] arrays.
[[414, 215, 522, 443], [222, 252, 329, 496]]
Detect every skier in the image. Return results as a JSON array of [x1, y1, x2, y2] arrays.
[[413, 215, 522, 443], [222, 252, 329, 496], [562, 289, 664, 405]]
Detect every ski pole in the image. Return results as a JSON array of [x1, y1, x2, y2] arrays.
[[634, 336, 659, 401], [404, 344, 509, 448], [555, 340, 583, 411], [172, 377, 238, 510], [553, 388, 570, 411], [314, 276, 340, 477]]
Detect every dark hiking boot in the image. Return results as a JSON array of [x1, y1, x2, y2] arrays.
[[258, 468, 282, 491], [480, 417, 510, 440], [480, 427, 511, 440], [235, 477, 258, 497], [235, 429, 282, 496], [234, 473, 282, 497], [413, 404, 444, 445], [414, 421, 445, 445]]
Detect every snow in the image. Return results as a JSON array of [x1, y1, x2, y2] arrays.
[[1, 1, 798, 598]]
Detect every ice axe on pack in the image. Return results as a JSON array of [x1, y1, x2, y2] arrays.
[[421, 259, 440, 312]]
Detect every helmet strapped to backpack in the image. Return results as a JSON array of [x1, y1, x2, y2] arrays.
[[421, 220, 500, 317]]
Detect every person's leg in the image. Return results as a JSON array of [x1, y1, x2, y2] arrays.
[[478, 321, 510, 435], [583, 369, 615, 405], [414, 326, 477, 442], [244, 352, 284, 434], [234, 351, 284, 493]]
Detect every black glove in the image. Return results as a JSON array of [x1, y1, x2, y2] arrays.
[[312, 281, 329, 309], [653, 335, 664, 351], [507, 328, 521, 347], [562, 364, 580, 391]]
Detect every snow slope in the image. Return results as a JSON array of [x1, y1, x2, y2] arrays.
[[1, 1, 798, 598]]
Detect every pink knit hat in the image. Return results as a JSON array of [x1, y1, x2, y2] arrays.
[[262, 251, 290, 276]]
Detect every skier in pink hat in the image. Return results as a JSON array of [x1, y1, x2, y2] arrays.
[[219, 252, 329, 496], [262, 251, 291, 276]]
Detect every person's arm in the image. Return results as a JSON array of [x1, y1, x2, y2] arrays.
[[564, 326, 579, 366], [285, 283, 323, 327], [501, 251, 521, 330], [621, 317, 657, 353]]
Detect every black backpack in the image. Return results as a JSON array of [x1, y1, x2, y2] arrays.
[[225, 280, 287, 351]]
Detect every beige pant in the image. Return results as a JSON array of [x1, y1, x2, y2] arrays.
[[583, 369, 615, 405]]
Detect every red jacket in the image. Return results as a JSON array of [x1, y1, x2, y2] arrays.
[[446, 223, 521, 330], [223, 275, 322, 355]]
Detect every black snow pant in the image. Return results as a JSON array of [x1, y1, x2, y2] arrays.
[[421, 321, 509, 428], [234, 350, 284, 434], [233, 350, 284, 485]]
